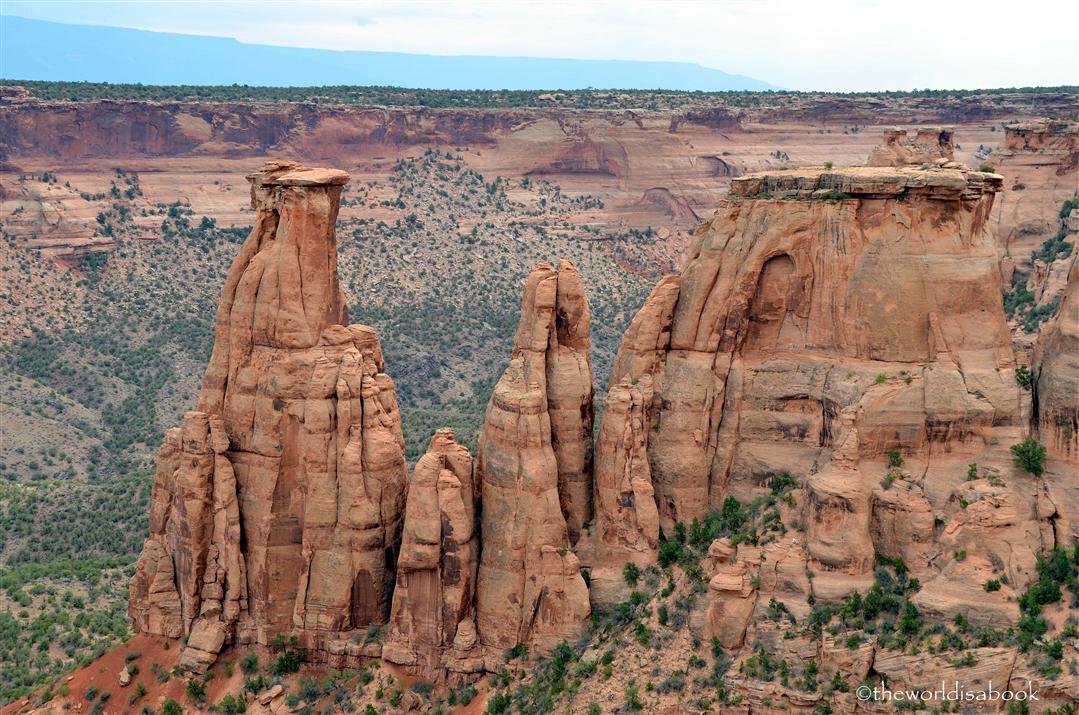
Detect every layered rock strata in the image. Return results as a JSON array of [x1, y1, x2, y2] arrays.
[[589, 166, 1073, 610], [580, 276, 679, 603], [129, 162, 408, 671], [474, 261, 592, 655], [991, 118, 1079, 338]]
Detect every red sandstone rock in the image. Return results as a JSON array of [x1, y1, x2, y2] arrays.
[[129, 162, 407, 672], [1035, 254, 1079, 459], [867, 127, 955, 166], [595, 166, 1070, 614], [384, 428, 480, 679], [474, 261, 592, 657]]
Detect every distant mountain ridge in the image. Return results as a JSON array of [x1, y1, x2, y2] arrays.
[[0, 16, 780, 91]]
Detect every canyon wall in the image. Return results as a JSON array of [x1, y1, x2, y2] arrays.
[[3, 91, 1073, 267]]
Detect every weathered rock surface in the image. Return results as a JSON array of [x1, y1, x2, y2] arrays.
[[1034, 254, 1079, 459], [129, 162, 408, 671], [991, 119, 1079, 340], [589, 166, 1077, 616], [474, 261, 592, 655], [384, 429, 481, 679], [580, 277, 678, 604], [867, 126, 955, 167]]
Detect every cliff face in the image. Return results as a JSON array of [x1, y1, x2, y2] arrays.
[[2, 95, 1073, 162], [129, 162, 408, 671], [586, 166, 1077, 619], [991, 119, 1079, 341], [1034, 254, 1079, 458], [609, 167, 1014, 530]]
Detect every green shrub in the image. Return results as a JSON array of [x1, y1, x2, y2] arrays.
[[186, 679, 206, 702], [985, 579, 1002, 592], [1011, 438, 1047, 476], [239, 652, 259, 674], [215, 693, 246, 715], [623, 562, 640, 587], [270, 649, 301, 675]]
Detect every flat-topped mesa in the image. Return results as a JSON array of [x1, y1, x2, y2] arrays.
[[595, 165, 1031, 598], [474, 261, 592, 658], [129, 162, 408, 672], [1003, 118, 1079, 154], [730, 165, 1002, 202], [384, 429, 483, 681], [867, 126, 955, 167]]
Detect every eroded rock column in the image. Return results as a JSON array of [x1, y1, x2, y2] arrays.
[[474, 261, 592, 657]]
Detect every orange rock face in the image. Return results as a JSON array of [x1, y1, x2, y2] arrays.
[[383, 428, 482, 679], [123, 160, 1078, 692], [129, 162, 408, 671], [579, 277, 678, 604], [1034, 254, 1079, 459], [474, 261, 592, 656], [588, 165, 1076, 610]]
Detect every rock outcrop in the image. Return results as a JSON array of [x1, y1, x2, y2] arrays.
[[129, 162, 408, 671], [383, 429, 482, 679], [991, 119, 1079, 340], [580, 277, 678, 603], [867, 127, 955, 166], [474, 261, 592, 656], [586, 165, 1073, 607], [1034, 254, 1079, 459]]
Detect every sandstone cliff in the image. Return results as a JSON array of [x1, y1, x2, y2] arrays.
[[991, 119, 1079, 341], [586, 166, 1078, 614], [1034, 254, 1079, 459], [129, 161, 408, 671], [474, 261, 592, 657]]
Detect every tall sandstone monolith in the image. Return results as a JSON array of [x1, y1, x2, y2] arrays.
[[474, 260, 592, 659], [129, 161, 408, 671]]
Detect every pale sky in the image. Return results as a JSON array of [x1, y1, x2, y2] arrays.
[[4, 0, 1078, 92]]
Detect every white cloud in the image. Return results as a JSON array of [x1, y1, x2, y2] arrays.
[[4, 0, 1078, 90]]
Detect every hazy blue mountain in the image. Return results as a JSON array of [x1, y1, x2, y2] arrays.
[[0, 16, 779, 91]]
